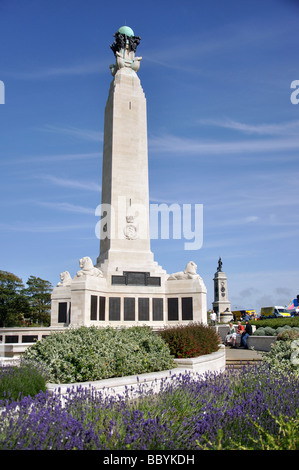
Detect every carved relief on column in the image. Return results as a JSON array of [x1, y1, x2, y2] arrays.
[[124, 215, 138, 240]]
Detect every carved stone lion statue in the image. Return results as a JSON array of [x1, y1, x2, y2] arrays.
[[76, 257, 103, 278], [57, 271, 72, 287], [167, 261, 202, 280]]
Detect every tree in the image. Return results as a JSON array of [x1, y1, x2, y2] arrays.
[[0, 271, 30, 327], [23, 276, 52, 326]]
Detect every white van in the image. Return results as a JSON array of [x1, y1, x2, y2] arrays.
[[260, 306, 291, 319]]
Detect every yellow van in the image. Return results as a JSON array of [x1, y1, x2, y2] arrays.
[[260, 306, 291, 319]]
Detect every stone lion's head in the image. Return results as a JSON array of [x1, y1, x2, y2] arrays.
[[60, 271, 72, 282], [185, 261, 197, 275], [79, 256, 93, 270]]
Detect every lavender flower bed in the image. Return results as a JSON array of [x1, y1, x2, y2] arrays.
[[1, 362, 298, 450]]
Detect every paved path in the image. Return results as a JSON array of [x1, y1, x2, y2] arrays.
[[225, 346, 263, 362]]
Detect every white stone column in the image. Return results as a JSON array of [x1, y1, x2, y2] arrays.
[[97, 54, 159, 276]]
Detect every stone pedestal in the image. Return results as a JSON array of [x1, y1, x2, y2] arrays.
[[51, 258, 207, 328]]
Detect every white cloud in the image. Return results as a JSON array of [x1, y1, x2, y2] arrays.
[[37, 201, 95, 215], [10, 60, 107, 80], [149, 133, 299, 156], [207, 215, 259, 229], [0, 222, 93, 233], [203, 227, 299, 250], [199, 118, 299, 136], [42, 125, 103, 142], [39, 175, 101, 192], [229, 269, 299, 311], [0, 152, 100, 165]]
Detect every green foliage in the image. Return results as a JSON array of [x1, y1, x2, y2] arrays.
[[253, 327, 266, 336], [23, 326, 176, 384], [196, 410, 299, 450], [253, 326, 276, 336], [23, 276, 52, 326], [0, 270, 30, 327], [159, 322, 220, 358], [0, 271, 52, 327], [262, 339, 299, 376], [0, 361, 47, 403], [253, 317, 299, 329], [264, 326, 276, 336], [277, 329, 299, 342], [253, 324, 299, 338]]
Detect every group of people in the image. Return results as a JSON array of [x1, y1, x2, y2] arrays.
[[209, 310, 253, 349], [224, 320, 252, 349]]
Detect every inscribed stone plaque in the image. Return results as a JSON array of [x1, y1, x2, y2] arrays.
[[111, 272, 161, 286], [147, 276, 161, 286], [168, 298, 179, 321], [90, 295, 98, 321], [182, 297, 193, 321], [126, 272, 147, 285], [58, 302, 68, 323], [109, 297, 120, 321], [124, 297, 135, 321], [99, 296, 105, 321], [5, 336, 18, 343], [153, 298, 163, 321], [138, 298, 149, 321], [22, 335, 38, 343], [111, 275, 126, 285]]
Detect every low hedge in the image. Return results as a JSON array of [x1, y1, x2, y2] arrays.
[[23, 326, 176, 384], [252, 317, 299, 329], [159, 322, 221, 359], [253, 325, 299, 340]]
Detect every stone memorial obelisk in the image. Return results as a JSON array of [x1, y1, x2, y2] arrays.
[[96, 26, 163, 277], [51, 26, 207, 327]]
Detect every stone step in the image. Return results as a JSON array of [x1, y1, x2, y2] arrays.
[[226, 358, 261, 369]]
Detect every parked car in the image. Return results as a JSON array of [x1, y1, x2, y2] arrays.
[[288, 308, 299, 317]]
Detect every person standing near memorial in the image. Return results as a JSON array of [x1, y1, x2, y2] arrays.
[[210, 310, 217, 326]]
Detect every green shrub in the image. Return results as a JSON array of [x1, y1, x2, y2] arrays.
[[23, 326, 176, 384], [277, 327, 287, 334], [253, 328, 265, 336], [197, 410, 299, 450], [262, 339, 299, 376], [0, 361, 47, 403], [254, 325, 299, 338], [264, 326, 276, 336], [277, 330, 299, 342], [159, 322, 220, 358], [253, 318, 299, 330]]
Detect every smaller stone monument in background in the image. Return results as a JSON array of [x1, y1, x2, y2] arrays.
[[212, 257, 232, 323]]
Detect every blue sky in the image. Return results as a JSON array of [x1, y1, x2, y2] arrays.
[[0, 0, 298, 312]]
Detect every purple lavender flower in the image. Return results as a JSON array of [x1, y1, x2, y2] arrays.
[[0, 364, 298, 450]]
